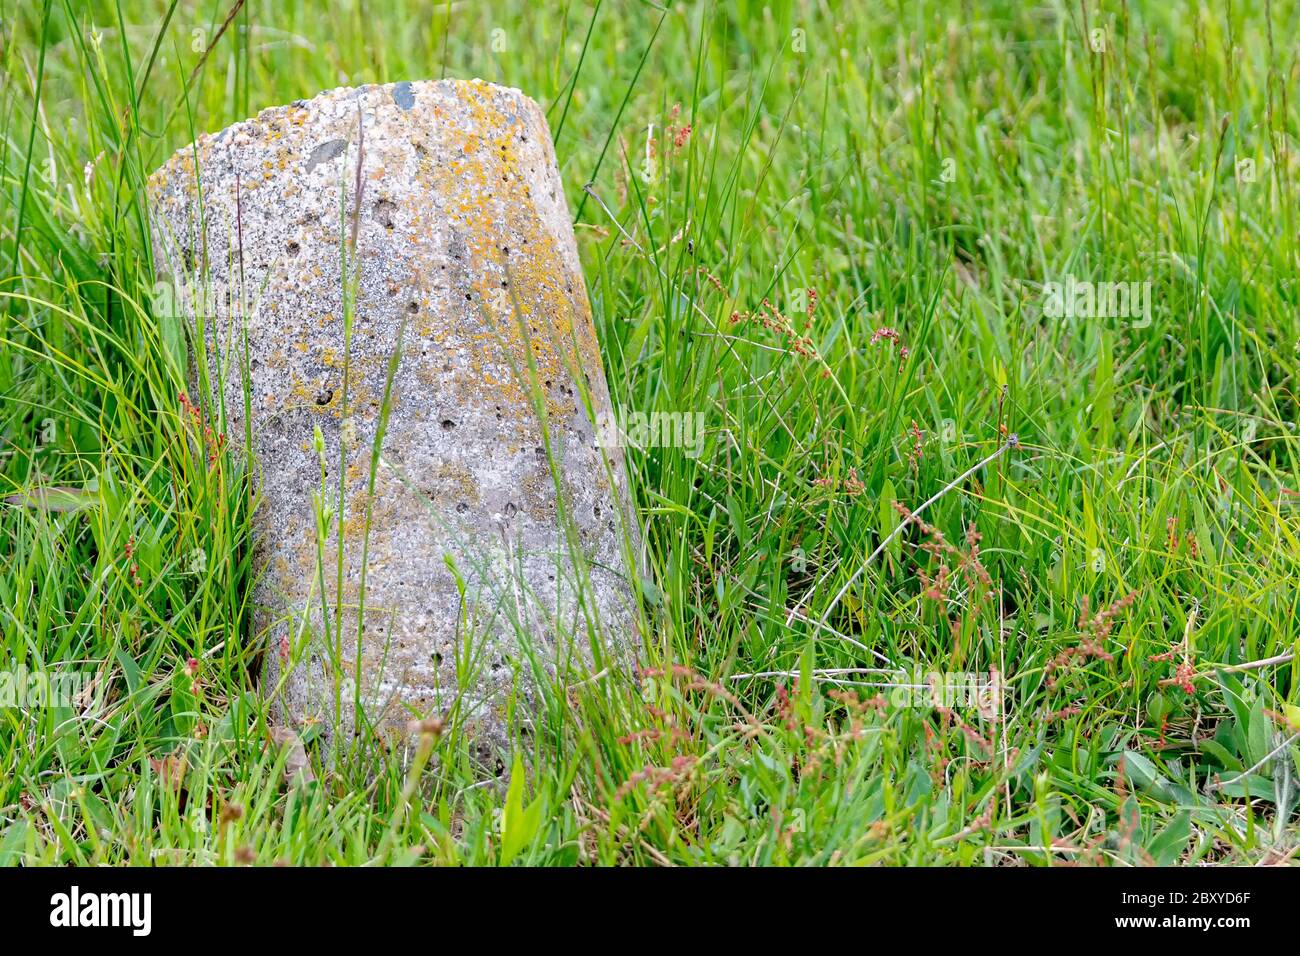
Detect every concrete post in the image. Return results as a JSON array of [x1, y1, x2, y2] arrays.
[[148, 79, 641, 764]]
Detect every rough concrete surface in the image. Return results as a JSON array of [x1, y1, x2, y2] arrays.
[[148, 79, 641, 764]]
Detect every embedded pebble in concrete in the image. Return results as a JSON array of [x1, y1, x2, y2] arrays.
[[147, 80, 642, 764]]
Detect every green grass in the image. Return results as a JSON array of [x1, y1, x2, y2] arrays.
[[2, 0, 1299, 865]]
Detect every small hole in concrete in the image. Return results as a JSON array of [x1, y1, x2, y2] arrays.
[[374, 198, 397, 229], [441, 419, 455, 430]]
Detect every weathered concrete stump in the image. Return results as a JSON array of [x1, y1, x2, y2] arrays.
[[148, 80, 640, 762]]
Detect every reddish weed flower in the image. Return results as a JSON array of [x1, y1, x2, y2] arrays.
[[1046, 591, 1136, 688], [893, 501, 992, 604], [732, 297, 823, 363], [178, 391, 226, 468], [615, 755, 698, 801], [617, 727, 688, 747], [869, 327, 909, 372], [696, 267, 724, 293], [123, 536, 143, 587], [1077, 590, 1137, 642], [812, 467, 863, 498], [907, 420, 924, 471], [919, 564, 952, 612], [775, 682, 798, 731], [1156, 658, 1196, 695], [827, 689, 887, 714]]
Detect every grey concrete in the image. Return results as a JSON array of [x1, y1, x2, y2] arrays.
[[148, 79, 641, 764]]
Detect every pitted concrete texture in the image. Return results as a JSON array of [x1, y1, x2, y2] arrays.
[[148, 79, 641, 762]]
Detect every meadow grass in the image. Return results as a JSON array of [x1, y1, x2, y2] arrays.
[[1, 0, 1298, 865]]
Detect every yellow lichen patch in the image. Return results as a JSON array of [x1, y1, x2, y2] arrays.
[[404, 82, 603, 426]]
